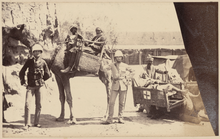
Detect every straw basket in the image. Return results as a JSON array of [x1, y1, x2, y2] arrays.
[[78, 52, 101, 73]]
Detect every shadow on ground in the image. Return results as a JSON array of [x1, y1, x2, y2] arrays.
[[3, 114, 71, 129], [124, 111, 178, 126]]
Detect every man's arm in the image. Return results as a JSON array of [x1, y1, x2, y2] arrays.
[[65, 35, 70, 43], [19, 60, 30, 85], [126, 66, 135, 79], [77, 34, 83, 40], [43, 61, 51, 81], [84, 36, 106, 44], [94, 36, 106, 46], [91, 36, 106, 52], [155, 66, 168, 74], [139, 66, 148, 79]]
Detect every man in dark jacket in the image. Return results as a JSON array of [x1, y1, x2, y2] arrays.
[[61, 24, 83, 73], [19, 44, 51, 130]]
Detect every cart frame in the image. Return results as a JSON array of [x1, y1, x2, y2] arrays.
[[132, 79, 184, 112]]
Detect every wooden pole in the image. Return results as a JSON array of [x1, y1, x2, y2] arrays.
[[138, 51, 142, 65]]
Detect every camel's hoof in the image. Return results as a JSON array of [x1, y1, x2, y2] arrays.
[[67, 118, 77, 124], [101, 116, 107, 121], [3, 119, 8, 123], [101, 121, 113, 125], [55, 117, 65, 122]]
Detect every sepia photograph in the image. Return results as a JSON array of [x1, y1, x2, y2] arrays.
[[1, 1, 218, 138]]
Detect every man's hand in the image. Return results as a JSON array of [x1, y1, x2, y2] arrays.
[[22, 84, 27, 87], [144, 82, 150, 87], [140, 73, 147, 79], [89, 44, 94, 48], [68, 41, 74, 45], [164, 71, 168, 74], [8, 102, 13, 107]]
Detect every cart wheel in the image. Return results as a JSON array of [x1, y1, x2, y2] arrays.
[[145, 105, 154, 117], [149, 106, 165, 119]]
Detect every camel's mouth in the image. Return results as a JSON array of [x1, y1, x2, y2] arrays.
[[181, 89, 189, 95]]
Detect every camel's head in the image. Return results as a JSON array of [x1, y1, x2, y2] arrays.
[[3, 24, 37, 48], [2, 24, 38, 66], [168, 69, 184, 84], [181, 89, 189, 96], [181, 89, 201, 99], [3, 42, 30, 66]]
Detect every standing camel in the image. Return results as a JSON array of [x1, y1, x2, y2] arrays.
[[3, 24, 112, 124]]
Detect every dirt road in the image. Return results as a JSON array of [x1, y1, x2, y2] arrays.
[[3, 77, 215, 137]]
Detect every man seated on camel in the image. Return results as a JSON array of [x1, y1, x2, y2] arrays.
[[84, 27, 107, 55], [61, 24, 83, 73], [61, 25, 109, 73]]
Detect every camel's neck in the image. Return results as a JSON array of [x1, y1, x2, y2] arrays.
[[41, 46, 59, 68]]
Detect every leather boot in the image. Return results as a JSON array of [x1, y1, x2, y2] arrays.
[[118, 118, 125, 124], [137, 108, 144, 112], [61, 67, 71, 73], [73, 50, 82, 72], [61, 52, 76, 73]]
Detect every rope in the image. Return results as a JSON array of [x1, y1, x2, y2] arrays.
[[48, 44, 62, 70], [123, 51, 139, 57]]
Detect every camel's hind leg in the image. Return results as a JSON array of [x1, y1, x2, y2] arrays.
[[55, 75, 65, 121], [103, 83, 111, 120], [63, 78, 77, 124], [99, 70, 112, 120]]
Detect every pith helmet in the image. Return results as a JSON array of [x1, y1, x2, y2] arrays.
[[114, 50, 123, 57], [146, 54, 154, 62], [32, 44, 43, 53]]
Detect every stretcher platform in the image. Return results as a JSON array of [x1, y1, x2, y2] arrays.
[[132, 79, 184, 112]]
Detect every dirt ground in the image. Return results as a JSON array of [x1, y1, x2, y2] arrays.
[[2, 77, 215, 137]]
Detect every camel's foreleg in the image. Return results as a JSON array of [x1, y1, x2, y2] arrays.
[[63, 78, 76, 124], [104, 81, 111, 119], [103, 73, 112, 120], [55, 75, 65, 121]]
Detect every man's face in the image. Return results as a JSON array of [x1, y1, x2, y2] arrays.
[[71, 28, 77, 34], [115, 56, 123, 63], [147, 61, 153, 66], [96, 30, 102, 35], [33, 50, 42, 58]]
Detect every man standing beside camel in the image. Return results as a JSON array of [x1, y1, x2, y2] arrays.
[[102, 50, 135, 124], [19, 44, 51, 130]]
